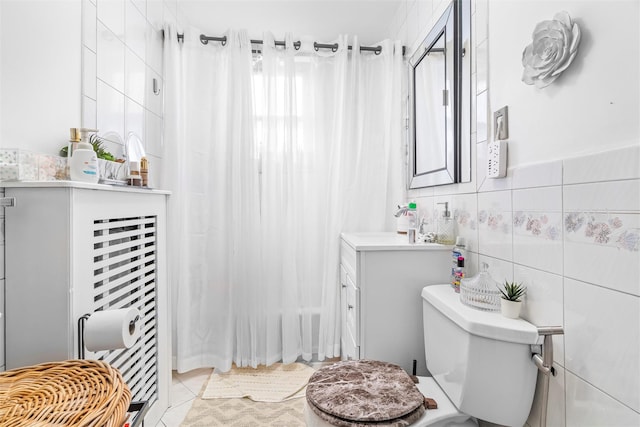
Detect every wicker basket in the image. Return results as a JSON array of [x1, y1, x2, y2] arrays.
[[0, 359, 131, 427]]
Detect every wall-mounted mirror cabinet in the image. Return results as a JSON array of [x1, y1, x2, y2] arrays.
[[408, 0, 471, 189]]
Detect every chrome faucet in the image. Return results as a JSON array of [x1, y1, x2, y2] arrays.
[[394, 204, 408, 217]]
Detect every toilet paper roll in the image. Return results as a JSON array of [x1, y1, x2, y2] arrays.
[[84, 307, 141, 352]]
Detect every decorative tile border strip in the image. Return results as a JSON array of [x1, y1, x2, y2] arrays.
[[478, 209, 511, 234], [514, 211, 562, 241], [565, 212, 639, 252], [454, 208, 477, 230]]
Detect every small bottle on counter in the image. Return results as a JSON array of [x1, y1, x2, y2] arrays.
[[407, 202, 418, 231], [451, 236, 466, 275], [452, 256, 465, 293], [140, 157, 149, 187], [128, 161, 142, 186]]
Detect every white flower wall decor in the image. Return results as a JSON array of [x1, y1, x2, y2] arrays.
[[521, 11, 581, 89]]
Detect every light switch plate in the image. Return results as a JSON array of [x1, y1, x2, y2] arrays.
[[494, 106, 509, 140]]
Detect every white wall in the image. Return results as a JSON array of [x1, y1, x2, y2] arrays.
[[0, 0, 83, 374], [0, 0, 82, 153], [489, 0, 639, 166], [390, 1, 640, 426]]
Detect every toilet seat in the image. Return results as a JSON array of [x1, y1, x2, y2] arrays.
[[306, 360, 425, 426], [305, 374, 477, 427]]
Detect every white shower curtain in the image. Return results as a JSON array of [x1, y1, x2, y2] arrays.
[[163, 25, 404, 373]]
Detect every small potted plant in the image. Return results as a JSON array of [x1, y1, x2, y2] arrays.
[[498, 281, 526, 319]]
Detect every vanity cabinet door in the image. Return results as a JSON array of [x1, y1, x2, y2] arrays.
[[345, 273, 360, 360], [340, 264, 360, 361], [340, 265, 348, 359]]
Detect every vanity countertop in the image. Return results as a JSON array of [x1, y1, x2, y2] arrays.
[[341, 232, 452, 251], [1, 180, 170, 195]]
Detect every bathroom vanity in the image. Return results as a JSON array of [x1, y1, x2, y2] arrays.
[[340, 232, 451, 376]]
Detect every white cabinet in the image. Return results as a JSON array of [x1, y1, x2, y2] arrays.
[[0, 278, 4, 371], [340, 232, 452, 376], [3, 182, 170, 427]]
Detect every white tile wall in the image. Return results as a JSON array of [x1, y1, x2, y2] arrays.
[[97, 21, 125, 92], [476, 41, 487, 94], [82, 96, 98, 129], [125, 0, 146, 60], [565, 278, 640, 412], [82, 47, 98, 100], [125, 97, 145, 143], [476, 90, 488, 142], [83, 0, 97, 52], [97, 0, 125, 39], [147, 0, 163, 30], [563, 145, 640, 185], [97, 79, 125, 141], [565, 370, 640, 427], [82, 0, 170, 176], [394, 0, 640, 425], [412, 145, 640, 426], [125, 48, 146, 105], [146, 21, 163, 74], [512, 160, 562, 190], [145, 110, 163, 156]]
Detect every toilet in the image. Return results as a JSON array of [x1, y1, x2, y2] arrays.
[[305, 284, 540, 427]]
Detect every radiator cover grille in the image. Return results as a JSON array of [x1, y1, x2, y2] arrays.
[[91, 216, 158, 404]]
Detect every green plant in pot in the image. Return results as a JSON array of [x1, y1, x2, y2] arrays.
[[498, 281, 526, 319], [60, 135, 116, 161]]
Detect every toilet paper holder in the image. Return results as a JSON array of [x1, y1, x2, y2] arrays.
[[77, 311, 140, 359], [77, 312, 148, 427]]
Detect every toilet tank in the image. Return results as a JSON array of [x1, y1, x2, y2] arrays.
[[421, 285, 539, 427]]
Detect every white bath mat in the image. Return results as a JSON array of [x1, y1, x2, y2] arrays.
[[202, 363, 315, 403]]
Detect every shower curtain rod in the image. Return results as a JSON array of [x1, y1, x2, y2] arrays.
[[200, 34, 406, 56]]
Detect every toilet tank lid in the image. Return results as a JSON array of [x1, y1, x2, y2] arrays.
[[422, 285, 539, 345]]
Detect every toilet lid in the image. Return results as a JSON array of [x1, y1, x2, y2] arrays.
[[306, 360, 425, 425]]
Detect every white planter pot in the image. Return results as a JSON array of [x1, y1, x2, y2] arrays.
[[500, 299, 522, 319]]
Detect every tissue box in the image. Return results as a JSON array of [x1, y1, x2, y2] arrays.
[[0, 149, 39, 181], [0, 149, 67, 181], [38, 153, 68, 181]]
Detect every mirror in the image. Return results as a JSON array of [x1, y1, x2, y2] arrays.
[[408, 0, 471, 189]]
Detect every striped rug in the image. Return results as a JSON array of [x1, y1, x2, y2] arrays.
[[202, 363, 315, 402], [180, 363, 314, 426], [180, 395, 306, 427]]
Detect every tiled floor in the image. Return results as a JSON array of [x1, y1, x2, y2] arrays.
[[154, 368, 214, 427]]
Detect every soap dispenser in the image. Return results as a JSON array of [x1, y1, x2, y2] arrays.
[[69, 128, 99, 183], [436, 202, 454, 245]]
